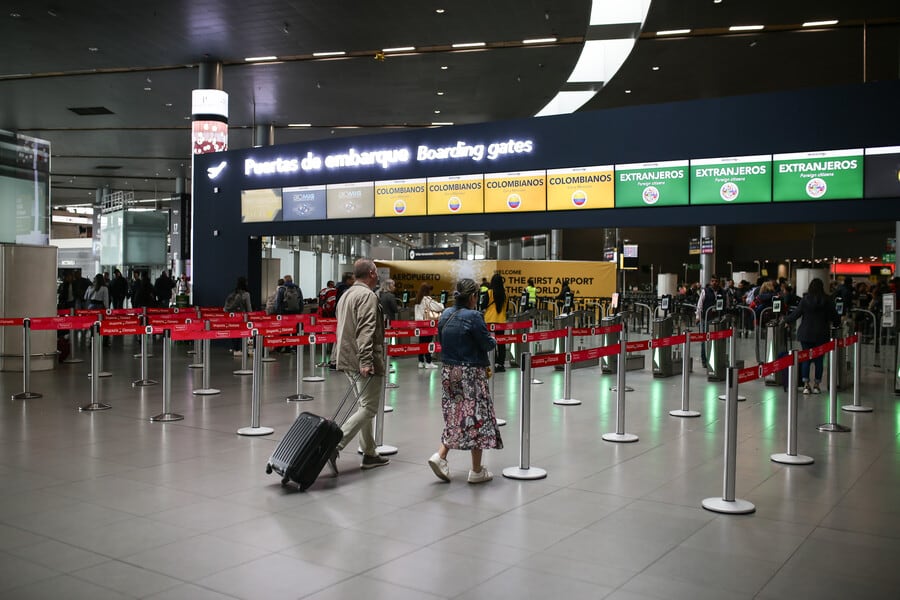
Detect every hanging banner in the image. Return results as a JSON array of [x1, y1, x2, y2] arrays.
[[483, 170, 547, 213], [615, 160, 689, 208], [375, 178, 428, 217], [426, 174, 484, 215], [773, 149, 863, 202], [546, 165, 614, 210]]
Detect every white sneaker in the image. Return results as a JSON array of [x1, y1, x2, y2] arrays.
[[427, 452, 450, 482], [418, 362, 425, 369], [802, 384, 811, 395], [424, 363, 439, 369], [467, 466, 493, 484]]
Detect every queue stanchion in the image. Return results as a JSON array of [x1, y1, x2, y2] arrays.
[[818, 339, 851, 432], [488, 347, 506, 426], [380, 338, 395, 412], [385, 330, 400, 389], [842, 335, 872, 412], [372, 367, 398, 455], [11, 318, 42, 400], [261, 317, 277, 363], [287, 324, 313, 402], [603, 336, 639, 443], [702, 366, 756, 514], [554, 325, 581, 406], [718, 328, 746, 401], [62, 307, 83, 364], [233, 331, 253, 376], [609, 323, 633, 393], [133, 315, 158, 387], [79, 322, 111, 412], [150, 329, 184, 422], [133, 307, 153, 358], [188, 333, 203, 369], [670, 333, 700, 418], [304, 332, 325, 383], [772, 352, 814, 465], [527, 330, 543, 385], [238, 330, 274, 436], [87, 320, 112, 378], [502, 352, 547, 480], [193, 321, 220, 396]]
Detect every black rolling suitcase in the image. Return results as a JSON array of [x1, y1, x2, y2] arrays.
[[266, 374, 369, 491]]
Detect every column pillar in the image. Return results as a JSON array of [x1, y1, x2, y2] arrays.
[[700, 225, 716, 282], [253, 124, 275, 148], [550, 229, 562, 260], [509, 239, 523, 260]]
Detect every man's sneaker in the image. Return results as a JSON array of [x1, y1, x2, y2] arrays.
[[428, 452, 451, 482], [418, 362, 426, 369], [361, 454, 390, 470], [494, 365, 506, 373], [467, 466, 493, 484], [424, 362, 439, 369], [802, 384, 811, 395], [812, 384, 822, 394], [327, 450, 339, 475]]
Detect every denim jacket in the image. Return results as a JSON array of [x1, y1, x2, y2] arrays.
[[438, 306, 496, 366]]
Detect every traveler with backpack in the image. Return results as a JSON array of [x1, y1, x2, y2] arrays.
[[225, 277, 253, 353], [265, 278, 285, 315], [275, 274, 303, 315], [318, 280, 338, 318]]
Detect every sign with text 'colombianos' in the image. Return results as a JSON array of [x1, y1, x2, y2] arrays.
[[614, 160, 689, 208], [375, 178, 427, 217], [690, 155, 772, 204], [546, 165, 614, 210], [773, 149, 863, 202], [426, 174, 484, 215], [483, 170, 547, 213]]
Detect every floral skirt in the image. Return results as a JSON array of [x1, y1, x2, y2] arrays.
[[440, 365, 503, 450]]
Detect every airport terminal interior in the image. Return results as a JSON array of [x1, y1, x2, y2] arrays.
[[3, 1, 900, 599]]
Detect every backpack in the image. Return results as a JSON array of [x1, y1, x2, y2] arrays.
[[224, 291, 244, 312], [282, 286, 301, 313], [265, 291, 278, 315], [319, 287, 337, 317]]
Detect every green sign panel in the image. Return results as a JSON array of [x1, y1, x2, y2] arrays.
[[690, 155, 772, 204], [614, 160, 689, 208], [772, 149, 863, 202]]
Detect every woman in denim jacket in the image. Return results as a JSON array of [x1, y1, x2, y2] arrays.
[[427, 278, 503, 484]]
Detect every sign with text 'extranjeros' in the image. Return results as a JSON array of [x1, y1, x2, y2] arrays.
[[690, 155, 772, 205], [773, 149, 863, 202], [614, 160, 689, 208]]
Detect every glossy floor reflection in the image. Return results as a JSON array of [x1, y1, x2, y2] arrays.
[[0, 335, 898, 599]]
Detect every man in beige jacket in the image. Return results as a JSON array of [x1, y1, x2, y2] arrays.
[[331, 258, 390, 471]]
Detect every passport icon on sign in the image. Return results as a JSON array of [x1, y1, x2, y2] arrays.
[[207, 161, 227, 180]]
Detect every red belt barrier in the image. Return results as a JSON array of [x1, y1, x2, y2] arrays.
[[252, 324, 297, 336], [264, 335, 313, 348], [388, 342, 443, 356], [390, 319, 438, 328], [385, 327, 438, 337], [149, 316, 195, 325], [206, 315, 246, 324], [0, 318, 25, 327], [306, 323, 337, 333], [689, 332, 708, 343], [210, 321, 250, 330], [100, 322, 149, 336], [531, 353, 567, 368], [570, 343, 621, 362], [653, 333, 686, 348], [31, 316, 96, 331], [837, 334, 859, 347], [626, 340, 650, 353], [524, 329, 567, 342], [572, 323, 623, 336], [487, 320, 533, 332], [708, 329, 733, 341], [172, 327, 252, 341]]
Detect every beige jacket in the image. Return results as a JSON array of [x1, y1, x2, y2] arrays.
[[334, 281, 385, 375]]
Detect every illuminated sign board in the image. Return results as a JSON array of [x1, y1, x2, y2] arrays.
[[326, 182, 375, 219], [426, 174, 484, 215], [614, 160, 689, 208], [546, 165, 614, 210], [864, 146, 900, 199], [241, 188, 282, 223], [690, 155, 772, 204], [374, 178, 427, 217], [483, 170, 547, 213], [282, 184, 326, 221], [773, 149, 863, 202]]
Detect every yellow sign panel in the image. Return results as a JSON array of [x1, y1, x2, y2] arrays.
[[375, 178, 427, 217], [484, 170, 547, 213], [241, 188, 282, 222], [426, 175, 484, 215], [546, 165, 614, 210], [375, 259, 616, 300]]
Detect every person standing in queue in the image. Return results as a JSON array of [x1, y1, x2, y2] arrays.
[[782, 277, 840, 395], [483, 273, 508, 372], [428, 278, 503, 484], [414, 283, 444, 369], [378, 278, 399, 326], [695, 274, 720, 368], [330, 258, 390, 472]]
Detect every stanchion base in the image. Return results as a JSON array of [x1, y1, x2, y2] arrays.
[[193, 388, 221, 396], [11, 392, 42, 400], [62, 358, 84, 364], [496, 418, 507, 427], [385, 382, 399, 389], [702, 497, 756, 514], [186, 350, 196, 355], [602, 432, 639, 443], [609, 386, 634, 392], [237, 426, 274, 436], [133, 353, 154, 358], [376, 444, 398, 456], [79, 402, 111, 412], [718, 394, 747, 402], [771, 453, 814, 465], [150, 412, 184, 422], [286, 393, 313, 402], [502, 466, 548, 480], [389, 367, 396, 373], [261, 357, 277, 363], [817, 422, 851, 432], [384, 405, 394, 413], [88, 372, 113, 378], [669, 409, 701, 418], [188, 363, 204, 369], [531, 378, 543, 385], [842, 404, 873, 413], [132, 379, 158, 387], [553, 398, 582, 406], [233, 369, 253, 376], [302, 376, 325, 382]]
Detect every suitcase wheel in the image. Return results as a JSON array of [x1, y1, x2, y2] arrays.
[[281, 476, 290, 487], [265, 464, 272, 474]]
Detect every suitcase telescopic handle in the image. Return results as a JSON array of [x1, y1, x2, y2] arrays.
[[332, 371, 374, 424]]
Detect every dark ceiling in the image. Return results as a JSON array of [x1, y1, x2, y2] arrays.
[[1, 0, 898, 209]]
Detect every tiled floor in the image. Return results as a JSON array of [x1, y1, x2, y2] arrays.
[[1, 333, 898, 599]]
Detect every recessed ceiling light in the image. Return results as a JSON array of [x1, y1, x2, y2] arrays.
[[164, 102, 173, 107], [436, 91, 444, 96], [313, 51, 346, 57], [88, 47, 99, 52], [288, 123, 312, 127], [625, 89, 632, 94], [10, 12, 21, 18], [713, 0, 722, 3], [143, 87, 152, 91], [434, 109, 441, 114], [244, 55, 278, 62], [802, 19, 838, 27], [656, 29, 691, 36], [729, 25, 764, 31], [382, 46, 415, 52], [651, 66, 660, 71], [452, 42, 486, 49], [523, 37, 557, 44], [435, 8, 445, 14], [440, 65, 449, 70]]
